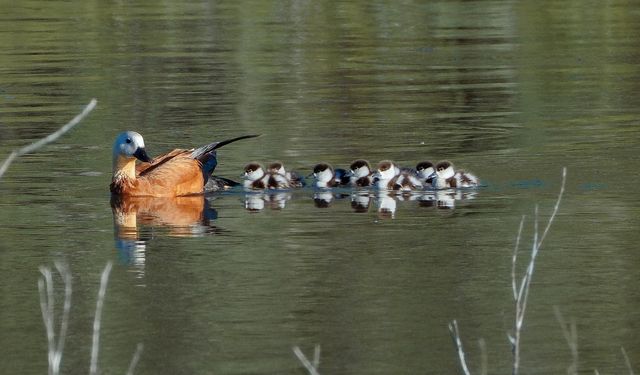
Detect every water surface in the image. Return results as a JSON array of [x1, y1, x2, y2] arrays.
[[1, 1, 639, 374]]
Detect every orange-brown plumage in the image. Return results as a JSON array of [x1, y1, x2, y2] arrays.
[[110, 131, 258, 197]]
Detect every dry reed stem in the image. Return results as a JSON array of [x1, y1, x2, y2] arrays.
[[510, 167, 567, 375], [89, 261, 113, 375], [0, 98, 97, 179], [126, 343, 145, 375], [478, 338, 487, 375], [38, 262, 72, 375], [622, 347, 635, 375], [292, 345, 321, 375], [38, 261, 143, 375], [554, 306, 578, 375], [448, 320, 472, 375]]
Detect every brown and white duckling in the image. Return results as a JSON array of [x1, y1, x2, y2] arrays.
[[242, 162, 290, 190], [267, 161, 306, 188], [346, 159, 374, 187], [432, 161, 479, 189], [372, 160, 400, 190], [373, 161, 422, 191], [394, 167, 423, 191], [415, 161, 436, 186], [310, 163, 347, 188]]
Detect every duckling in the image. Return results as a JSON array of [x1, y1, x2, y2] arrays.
[[372, 160, 400, 190], [415, 161, 436, 186], [242, 163, 290, 190], [394, 167, 423, 191], [432, 161, 479, 189], [267, 161, 306, 188], [373, 161, 422, 191], [346, 159, 374, 187], [310, 163, 346, 188]]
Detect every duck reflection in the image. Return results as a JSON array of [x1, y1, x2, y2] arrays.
[[111, 195, 221, 266]]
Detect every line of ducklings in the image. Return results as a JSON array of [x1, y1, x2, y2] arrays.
[[241, 160, 478, 191]]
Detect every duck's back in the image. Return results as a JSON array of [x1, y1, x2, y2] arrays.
[[138, 155, 204, 196], [112, 149, 203, 197]]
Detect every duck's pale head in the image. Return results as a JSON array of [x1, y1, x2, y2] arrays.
[[112, 131, 152, 163], [112, 131, 153, 180]]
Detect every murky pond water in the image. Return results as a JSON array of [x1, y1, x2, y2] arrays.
[[1, 1, 640, 374]]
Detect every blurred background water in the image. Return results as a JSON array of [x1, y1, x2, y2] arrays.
[[1, 0, 639, 374]]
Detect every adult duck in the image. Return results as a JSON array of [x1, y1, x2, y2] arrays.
[[110, 131, 258, 197]]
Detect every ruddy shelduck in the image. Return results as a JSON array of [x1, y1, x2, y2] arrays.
[[110, 131, 258, 197]]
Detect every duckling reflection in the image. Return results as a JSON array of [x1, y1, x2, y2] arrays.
[[111, 195, 221, 251], [243, 191, 292, 211], [313, 191, 335, 208], [373, 191, 397, 219], [416, 190, 478, 209], [350, 192, 371, 213]]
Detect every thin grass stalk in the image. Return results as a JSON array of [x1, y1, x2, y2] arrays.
[[312, 344, 321, 369], [554, 306, 578, 375], [38, 268, 55, 375], [292, 346, 321, 375], [449, 320, 472, 375], [538, 167, 567, 248], [511, 168, 567, 375], [0, 98, 97, 179], [125, 343, 144, 375], [89, 261, 113, 375], [512, 215, 526, 300], [38, 264, 72, 375], [53, 262, 72, 372], [622, 347, 635, 375], [478, 338, 487, 375]]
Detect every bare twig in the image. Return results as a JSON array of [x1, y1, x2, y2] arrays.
[[478, 338, 487, 375], [312, 344, 321, 369], [554, 306, 578, 375], [38, 261, 143, 375], [38, 262, 72, 375], [0, 98, 97, 179], [293, 345, 321, 375], [448, 320, 472, 375], [622, 347, 635, 375], [126, 343, 145, 375], [89, 261, 113, 375], [510, 167, 567, 375], [511, 215, 526, 300]]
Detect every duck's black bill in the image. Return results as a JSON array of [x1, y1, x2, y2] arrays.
[[134, 147, 153, 163]]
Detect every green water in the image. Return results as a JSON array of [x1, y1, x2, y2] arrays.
[[1, 1, 639, 374]]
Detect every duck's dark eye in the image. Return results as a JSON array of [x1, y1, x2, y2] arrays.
[[126, 138, 132, 144]]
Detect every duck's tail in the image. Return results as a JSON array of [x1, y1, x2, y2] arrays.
[[191, 134, 260, 182]]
